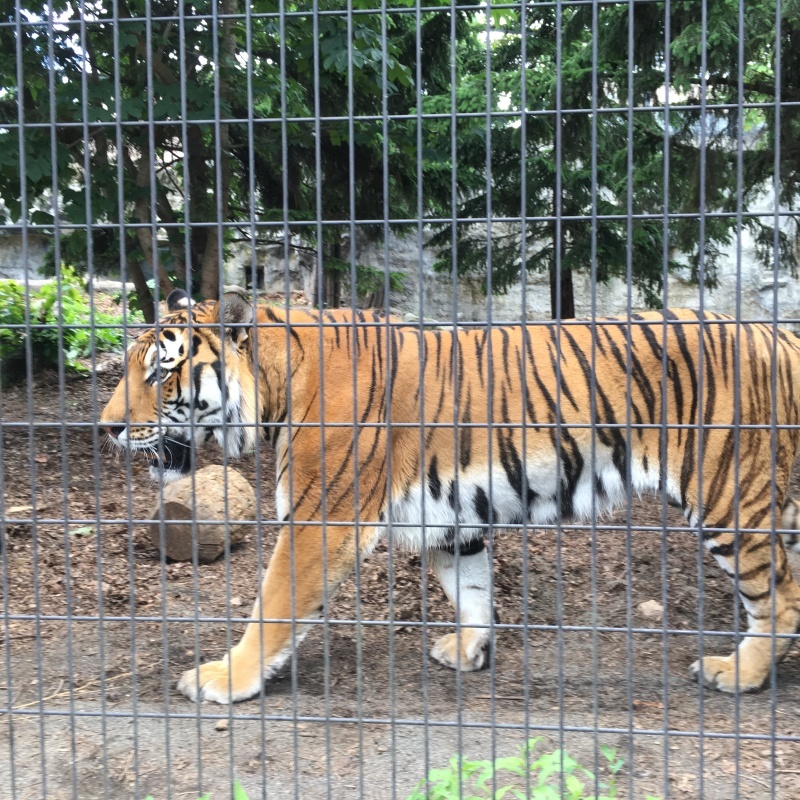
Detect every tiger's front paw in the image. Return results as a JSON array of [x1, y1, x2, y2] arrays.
[[690, 655, 766, 694], [177, 655, 263, 704], [430, 631, 490, 672]]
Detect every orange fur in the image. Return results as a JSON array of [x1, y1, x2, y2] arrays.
[[101, 299, 800, 701]]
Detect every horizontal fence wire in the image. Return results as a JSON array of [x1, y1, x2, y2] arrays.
[[2, 0, 798, 798]]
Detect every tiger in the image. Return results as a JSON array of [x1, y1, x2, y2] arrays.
[[100, 289, 800, 703]]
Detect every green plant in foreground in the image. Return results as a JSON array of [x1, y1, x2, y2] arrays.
[[0, 267, 141, 385], [140, 748, 664, 800], [407, 739, 661, 800], [144, 778, 250, 800]]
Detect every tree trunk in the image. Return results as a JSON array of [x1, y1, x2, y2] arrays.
[[125, 145, 174, 318], [156, 189, 187, 283], [126, 256, 156, 324], [132, 194, 174, 302], [199, 0, 238, 299], [198, 233, 222, 299], [549, 262, 575, 320], [122, 239, 156, 325], [315, 270, 341, 309], [549, 196, 575, 319], [315, 242, 341, 308], [187, 126, 210, 295]]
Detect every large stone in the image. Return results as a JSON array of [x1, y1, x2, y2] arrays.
[[147, 465, 256, 564]]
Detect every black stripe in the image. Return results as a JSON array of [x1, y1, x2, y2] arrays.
[[460, 387, 473, 470], [428, 455, 442, 501], [436, 537, 486, 557]]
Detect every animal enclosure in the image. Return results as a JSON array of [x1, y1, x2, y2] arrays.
[[2, 1, 800, 799]]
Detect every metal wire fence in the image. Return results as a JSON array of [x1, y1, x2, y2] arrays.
[[2, 0, 800, 798]]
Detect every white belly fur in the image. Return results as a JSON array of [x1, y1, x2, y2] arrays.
[[387, 444, 677, 552]]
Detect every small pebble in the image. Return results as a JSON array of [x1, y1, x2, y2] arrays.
[[638, 599, 664, 620]]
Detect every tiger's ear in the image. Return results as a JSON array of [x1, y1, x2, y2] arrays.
[[167, 289, 193, 311], [219, 292, 254, 347]]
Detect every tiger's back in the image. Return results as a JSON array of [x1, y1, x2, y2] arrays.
[[334, 309, 800, 545]]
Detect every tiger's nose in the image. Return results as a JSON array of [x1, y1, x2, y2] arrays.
[[105, 425, 125, 438]]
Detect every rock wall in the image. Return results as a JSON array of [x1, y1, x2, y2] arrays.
[[3, 225, 799, 328], [229, 226, 800, 327], [0, 232, 50, 281]]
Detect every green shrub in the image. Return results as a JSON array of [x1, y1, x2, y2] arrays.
[[0, 267, 141, 385], [407, 739, 661, 800], [144, 779, 249, 800]]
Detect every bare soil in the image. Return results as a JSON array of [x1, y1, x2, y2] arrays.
[[2, 362, 800, 799]]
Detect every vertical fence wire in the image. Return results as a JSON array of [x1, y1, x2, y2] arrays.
[[77, 1, 111, 795], [769, 5, 783, 799], [659, 4, 673, 798], [696, 3, 709, 795], [241, 0, 271, 792], [209, 0, 237, 778], [447, 0, 465, 789], [345, 4, 366, 798], [412, 0, 432, 790], [276, 0, 299, 796], [518, 3, 533, 798], [482, 6, 497, 798], [110, 1, 143, 794], [623, 2, 636, 795], [589, 1, 602, 796], [731, 3, 746, 795], [553, 3, 566, 788]]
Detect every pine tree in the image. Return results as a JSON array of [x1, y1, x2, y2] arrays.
[[426, 2, 798, 319]]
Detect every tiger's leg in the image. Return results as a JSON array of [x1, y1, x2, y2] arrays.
[[781, 497, 800, 554], [177, 524, 375, 704], [428, 539, 493, 672], [691, 519, 800, 693]]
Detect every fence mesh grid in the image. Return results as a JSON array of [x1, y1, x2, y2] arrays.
[[2, 0, 800, 798]]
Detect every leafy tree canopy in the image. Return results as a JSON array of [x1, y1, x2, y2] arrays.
[[0, 0, 473, 319], [1, 1, 796, 320], [425, 1, 799, 318]]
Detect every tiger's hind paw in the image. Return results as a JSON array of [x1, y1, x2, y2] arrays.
[[430, 632, 490, 672], [690, 655, 766, 694]]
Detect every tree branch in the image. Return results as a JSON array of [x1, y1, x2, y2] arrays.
[[708, 76, 799, 102]]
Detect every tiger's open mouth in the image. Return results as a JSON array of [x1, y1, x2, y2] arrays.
[[107, 432, 194, 482], [148, 436, 193, 478]]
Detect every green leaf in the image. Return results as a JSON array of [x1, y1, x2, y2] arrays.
[[233, 779, 250, 800], [30, 211, 54, 226], [26, 158, 48, 183], [564, 774, 585, 798], [119, 30, 139, 48], [492, 756, 526, 776], [601, 745, 624, 776], [69, 525, 95, 537]]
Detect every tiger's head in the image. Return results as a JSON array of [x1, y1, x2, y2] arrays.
[[100, 290, 258, 483]]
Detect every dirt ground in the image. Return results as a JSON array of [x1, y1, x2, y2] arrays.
[[2, 360, 800, 799]]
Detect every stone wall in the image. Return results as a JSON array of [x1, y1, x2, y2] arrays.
[[3, 225, 799, 327], [0, 232, 50, 281], [228, 226, 800, 326]]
